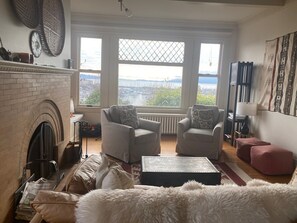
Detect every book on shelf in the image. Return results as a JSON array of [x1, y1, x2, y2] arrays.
[[228, 112, 246, 121]]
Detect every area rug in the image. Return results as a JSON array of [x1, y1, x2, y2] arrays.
[[121, 161, 252, 186], [213, 162, 252, 186]]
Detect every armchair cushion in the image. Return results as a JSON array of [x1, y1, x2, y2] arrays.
[[135, 129, 157, 144], [184, 128, 213, 142]]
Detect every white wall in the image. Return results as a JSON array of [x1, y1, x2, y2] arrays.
[[0, 0, 71, 68], [236, 0, 297, 156]]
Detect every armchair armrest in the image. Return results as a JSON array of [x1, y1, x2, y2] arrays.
[[101, 108, 134, 138], [213, 121, 224, 154], [138, 118, 161, 133], [103, 121, 134, 140], [213, 121, 223, 137], [178, 118, 191, 134]]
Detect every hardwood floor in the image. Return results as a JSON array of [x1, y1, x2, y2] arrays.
[[82, 135, 292, 184]]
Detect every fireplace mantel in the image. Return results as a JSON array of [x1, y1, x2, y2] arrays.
[[0, 60, 75, 74]]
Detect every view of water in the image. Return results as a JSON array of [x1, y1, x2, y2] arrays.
[[79, 74, 216, 106]]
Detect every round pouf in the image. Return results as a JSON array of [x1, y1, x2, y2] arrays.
[[250, 145, 294, 175], [235, 137, 270, 163]]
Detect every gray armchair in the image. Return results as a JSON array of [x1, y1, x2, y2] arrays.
[[176, 105, 224, 160], [101, 106, 161, 163]]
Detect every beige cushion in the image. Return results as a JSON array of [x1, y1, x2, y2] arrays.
[[66, 154, 102, 194], [134, 129, 157, 144], [31, 191, 81, 223], [184, 128, 213, 142], [96, 153, 134, 189]]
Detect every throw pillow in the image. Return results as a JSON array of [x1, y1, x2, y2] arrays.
[[109, 105, 134, 124], [95, 153, 134, 189], [191, 108, 214, 129], [191, 105, 219, 125], [95, 153, 113, 188], [66, 154, 102, 194], [31, 191, 81, 223], [102, 167, 134, 189], [119, 107, 139, 129]]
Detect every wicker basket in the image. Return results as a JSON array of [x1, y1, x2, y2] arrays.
[[11, 0, 39, 29], [39, 0, 65, 56]]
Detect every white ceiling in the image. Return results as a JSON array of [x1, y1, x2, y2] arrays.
[[70, 0, 285, 24]]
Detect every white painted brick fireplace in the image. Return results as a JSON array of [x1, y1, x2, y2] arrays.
[[0, 61, 74, 222]]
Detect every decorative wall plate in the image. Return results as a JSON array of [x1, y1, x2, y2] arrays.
[[40, 0, 65, 56], [30, 31, 42, 58], [12, 0, 39, 29]]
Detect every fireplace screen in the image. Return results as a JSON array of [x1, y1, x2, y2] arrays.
[[27, 122, 56, 180]]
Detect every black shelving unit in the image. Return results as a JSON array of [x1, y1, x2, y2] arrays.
[[224, 61, 253, 146]]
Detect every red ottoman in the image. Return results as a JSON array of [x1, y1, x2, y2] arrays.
[[235, 137, 270, 163], [250, 145, 294, 175]]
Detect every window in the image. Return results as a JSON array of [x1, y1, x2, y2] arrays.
[[118, 39, 184, 107], [79, 37, 102, 106], [197, 43, 221, 105]]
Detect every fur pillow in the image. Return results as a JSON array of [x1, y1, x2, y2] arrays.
[[31, 191, 81, 223], [95, 153, 134, 189]]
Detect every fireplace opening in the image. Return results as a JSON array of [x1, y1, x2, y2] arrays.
[[27, 122, 57, 180]]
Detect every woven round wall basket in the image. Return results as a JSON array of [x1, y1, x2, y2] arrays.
[[12, 0, 39, 29], [39, 0, 65, 56]]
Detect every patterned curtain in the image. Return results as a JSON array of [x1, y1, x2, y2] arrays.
[[258, 31, 297, 116]]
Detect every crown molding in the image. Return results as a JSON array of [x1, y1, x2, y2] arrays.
[[171, 0, 285, 6], [71, 13, 237, 34]]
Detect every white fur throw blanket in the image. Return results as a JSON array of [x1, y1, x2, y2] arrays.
[[76, 180, 297, 223]]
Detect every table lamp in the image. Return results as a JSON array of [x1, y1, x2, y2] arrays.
[[236, 102, 257, 135], [70, 98, 75, 117]]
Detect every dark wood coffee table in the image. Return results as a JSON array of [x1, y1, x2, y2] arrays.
[[141, 156, 221, 187]]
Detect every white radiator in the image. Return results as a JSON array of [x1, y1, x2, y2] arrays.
[[138, 113, 185, 134]]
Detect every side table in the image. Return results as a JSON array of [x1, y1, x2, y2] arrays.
[[70, 114, 83, 142]]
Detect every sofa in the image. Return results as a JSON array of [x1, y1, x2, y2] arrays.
[[30, 154, 297, 223]]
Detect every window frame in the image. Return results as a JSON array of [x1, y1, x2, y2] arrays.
[[71, 25, 232, 115], [195, 41, 223, 106], [77, 36, 103, 107], [117, 37, 186, 109]]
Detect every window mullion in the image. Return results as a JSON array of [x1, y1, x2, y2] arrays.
[[79, 69, 101, 73], [118, 60, 183, 67]]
